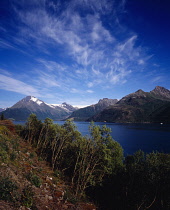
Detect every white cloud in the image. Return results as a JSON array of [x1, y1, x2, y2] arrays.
[[117, 35, 139, 60], [0, 74, 40, 96], [38, 73, 60, 88], [37, 59, 66, 72], [8, 0, 150, 93], [86, 89, 94, 93], [87, 82, 94, 88], [0, 40, 16, 49], [70, 0, 114, 15], [151, 76, 163, 83], [91, 21, 114, 43], [138, 59, 145, 65], [70, 88, 80, 93], [0, 69, 12, 76]]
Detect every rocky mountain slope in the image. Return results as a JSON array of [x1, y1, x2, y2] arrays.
[[90, 86, 170, 123], [68, 98, 118, 121], [150, 86, 170, 100], [3, 96, 78, 121]]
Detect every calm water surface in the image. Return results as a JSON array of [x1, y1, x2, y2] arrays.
[[14, 121, 170, 155]]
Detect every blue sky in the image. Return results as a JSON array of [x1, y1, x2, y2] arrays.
[[0, 0, 170, 108]]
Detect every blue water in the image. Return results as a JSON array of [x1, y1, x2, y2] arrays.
[[14, 121, 170, 155]]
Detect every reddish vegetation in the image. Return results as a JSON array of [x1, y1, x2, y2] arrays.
[[0, 120, 16, 134], [0, 121, 96, 210]]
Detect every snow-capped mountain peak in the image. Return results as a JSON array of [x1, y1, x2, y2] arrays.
[[5, 96, 78, 120], [46, 102, 78, 112], [30, 96, 43, 105]]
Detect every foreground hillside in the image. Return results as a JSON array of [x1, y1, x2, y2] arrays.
[[0, 120, 96, 209], [1, 116, 170, 209]]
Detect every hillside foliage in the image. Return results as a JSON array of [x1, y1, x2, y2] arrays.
[[0, 115, 170, 209], [17, 114, 123, 198]]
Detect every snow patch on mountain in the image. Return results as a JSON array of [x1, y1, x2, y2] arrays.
[[47, 103, 71, 112], [30, 96, 43, 105], [45, 102, 78, 113], [45, 103, 59, 108]]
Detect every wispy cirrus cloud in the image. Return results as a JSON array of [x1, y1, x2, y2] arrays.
[[14, 2, 147, 64], [0, 40, 16, 49], [86, 89, 94, 93], [0, 73, 40, 96], [151, 76, 163, 83], [0, 69, 12, 77], [0, 0, 151, 105]]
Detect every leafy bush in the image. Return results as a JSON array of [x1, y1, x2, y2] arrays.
[[15, 124, 25, 135], [10, 152, 17, 161], [0, 136, 9, 152], [0, 148, 8, 162], [53, 169, 62, 178], [21, 186, 34, 208], [0, 120, 15, 135], [64, 188, 78, 204], [0, 177, 18, 202], [0, 125, 11, 136], [11, 138, 20, 150], [29, 152, 35, 159], [26, 172, 42, 187], [0, 136, 9, 162]]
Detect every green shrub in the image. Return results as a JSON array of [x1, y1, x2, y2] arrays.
[[29, 152, 35, 159], [53, 169, 62, 178], [0, 126, 11, 136], [64, 188, 78, 204], [15, 124, 24, 135], [0, 137, 9, 152], [11, 138, 20, 150], [26, 172, 42, 187], [0, 148, 8, 162], [21, 186, 34, 208], [10, 152, 17, 161], [38, 157, 43, 161], [0, 177, 18, 202]]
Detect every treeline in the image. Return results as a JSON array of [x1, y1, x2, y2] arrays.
[[88, 150, 170, 209], [16, 114, 170, 209], [16, 114, 123, 199]]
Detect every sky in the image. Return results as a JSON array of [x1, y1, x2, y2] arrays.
[[0, 0, 170, 108]]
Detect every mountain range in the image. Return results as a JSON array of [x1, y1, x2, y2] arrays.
[[1, 86, 170, 123], [2, 96, 78, 121], [68, 98, 118, 121], [89, 86, 170, 123]]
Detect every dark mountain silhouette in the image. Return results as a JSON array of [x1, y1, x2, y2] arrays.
[[68, 98, 118, 121], [90, 86, 170, 123]]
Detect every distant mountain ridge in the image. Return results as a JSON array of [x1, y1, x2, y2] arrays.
[[2, 86, 170, 123], [68, 98, 118, 121], [3, 96, 78, 121], [90, 86, 170, 123], [150, 86, 170, 100]]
